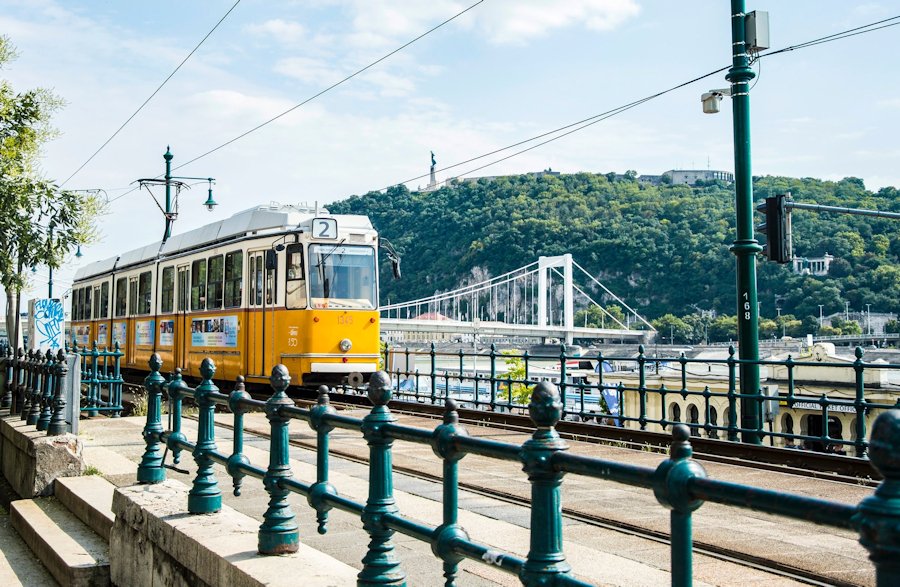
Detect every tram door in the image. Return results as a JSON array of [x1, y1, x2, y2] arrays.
[[175, 265, 190, 370], [247, 251, 266, 376]]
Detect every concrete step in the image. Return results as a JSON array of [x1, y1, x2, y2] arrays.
[[54, 476, 115, 541], [0, 504, 59, 587], [10, 498, 110, 587]]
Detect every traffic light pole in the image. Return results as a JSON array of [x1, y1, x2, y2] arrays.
[[727, 0, 763, 444]]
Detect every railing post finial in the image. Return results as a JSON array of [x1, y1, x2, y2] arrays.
[[520, 382, 572, 586], [137, 354, 166, 483], [47, 349, 68, 436], [188, 358, 222, 514], [856, 410, 900, 584], [431, 398, 469, 587], [227, 375, 251, 497], [653, 425, 707, 586], [259, 364, 299, 554], [308, 385, 338, 535], [359, 371, 406, 585]]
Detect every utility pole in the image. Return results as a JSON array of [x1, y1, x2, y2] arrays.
[[728, 0, 763, 444], [137, 147, 217, 244], [819, 305, 824, 327]]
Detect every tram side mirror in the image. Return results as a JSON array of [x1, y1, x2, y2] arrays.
[[391, 258, 401, 280], [265, 249, 277, 270]]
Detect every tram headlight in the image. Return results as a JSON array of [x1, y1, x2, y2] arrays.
[[339, 338, 352, 352]]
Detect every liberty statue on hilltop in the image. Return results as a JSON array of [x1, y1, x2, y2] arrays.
[[427, 151, 438, 191]]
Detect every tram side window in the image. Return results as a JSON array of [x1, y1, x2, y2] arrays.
[[207, 255, 224, 310], [100, 282, 109, 318], [92, 287, 100, 319], [138, 271, 152, 315], [191, 259, 206, 311], [73, 288, 81, 320], [128, 277, 138, 316], [224, 251, 242, 308], [286, 244, 307, 309], [84, 286, 92, 320], [266, 256, 276, 306], [115, 277, 127, 317], [161, 267, 175, 314]]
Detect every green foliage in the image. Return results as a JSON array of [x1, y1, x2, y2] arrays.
[[0, 36, 104, 344], [500, 351, 533, 406], [329, 164, 900, 327]]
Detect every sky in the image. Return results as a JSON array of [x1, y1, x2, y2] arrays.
[[1, 0, 898, 308]]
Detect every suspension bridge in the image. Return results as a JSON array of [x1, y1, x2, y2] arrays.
[[380, 254, 655, 344]]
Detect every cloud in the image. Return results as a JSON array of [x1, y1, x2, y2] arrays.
[[475, 0, 641, 44], [330, 1, 640, 47], [245, 19, 306, 44], [274, 57, 343, 85]]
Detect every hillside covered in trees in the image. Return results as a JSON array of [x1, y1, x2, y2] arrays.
[[329, 173, 900, 342]]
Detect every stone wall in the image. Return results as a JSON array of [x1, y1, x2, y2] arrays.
[[111, 479, 357, 587], [0, 415, 83, 498]]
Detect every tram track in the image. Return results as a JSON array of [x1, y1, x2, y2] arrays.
[[121, 375, 878, 487], [119, 377, 858, 585], [207, 411, 843, 587]]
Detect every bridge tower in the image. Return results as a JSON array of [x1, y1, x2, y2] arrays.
[[537, 255, 574, 345]]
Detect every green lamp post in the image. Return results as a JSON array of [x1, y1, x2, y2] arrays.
[[137, 147, 217, 243], [727, 0, 763, 444]]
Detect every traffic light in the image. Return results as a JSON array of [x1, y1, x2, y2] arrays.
[[756, 193, 792, 263]]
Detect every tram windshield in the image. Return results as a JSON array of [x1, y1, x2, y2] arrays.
[[308, 244, 377, 309]]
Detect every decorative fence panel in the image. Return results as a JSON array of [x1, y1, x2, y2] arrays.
[[137, 353, 900, 587]]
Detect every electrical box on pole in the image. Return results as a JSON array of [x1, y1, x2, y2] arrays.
[[756, 193, 792, 263]]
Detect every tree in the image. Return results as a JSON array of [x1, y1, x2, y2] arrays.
[[0, 36, 102, 346], [651, 314, 690, 344]]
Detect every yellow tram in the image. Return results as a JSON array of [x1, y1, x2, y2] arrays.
[[70, 204, 388, 386]]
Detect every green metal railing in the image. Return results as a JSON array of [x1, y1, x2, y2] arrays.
[[0, 346, 70, 435], [69, 340, 124, 416], [381, 343, 900, 458], [139, 354, 900, 586]]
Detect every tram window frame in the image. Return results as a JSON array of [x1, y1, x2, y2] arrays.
[[285, 243, 307, 309], [100, 281, 109, 318], [207, 255, 224, 310], [138, 271, 152, 315], [224, 251, 242, 308], [161, 267, 175, 314], [93, 285, 101, 319], [128, 277, 138, 316], [266, 254, 276, 306], [84, 286, 92, 320], [191, 259, 207, 311], [115, 277, 127, 318]]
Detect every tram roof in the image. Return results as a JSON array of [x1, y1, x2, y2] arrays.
[[74, 204, 375, 281]]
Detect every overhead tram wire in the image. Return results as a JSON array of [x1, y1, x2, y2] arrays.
[[170, 0, 486, 174], [61, 0, 243, 188], [377, 14, 900, 191], [105, 11, 896, 207]]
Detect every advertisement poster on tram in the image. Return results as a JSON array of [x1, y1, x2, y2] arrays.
[[191, 316, 238, 347], [159, 320, 174, 346], [74, 324, 90, 346], [97, 323, 108, 347], [112, 323, 126, 348], [135, 320, 155, 346]]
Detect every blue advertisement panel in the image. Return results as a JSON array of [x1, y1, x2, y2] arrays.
[[191, 316, 238, 347], [159, 320, 175, 347], [112, 322, 127, 347], [135, 320, 155, 346]]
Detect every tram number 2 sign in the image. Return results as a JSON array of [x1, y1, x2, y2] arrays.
[[313, 218, 338, 239]]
